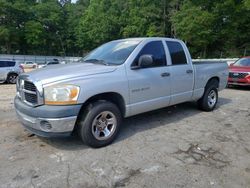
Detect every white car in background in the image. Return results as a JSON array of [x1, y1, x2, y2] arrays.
[[22, 61, 37, 69]]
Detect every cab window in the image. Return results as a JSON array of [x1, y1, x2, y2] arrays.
[[166, 41, 187, 65], [132, 41, 166, 68]]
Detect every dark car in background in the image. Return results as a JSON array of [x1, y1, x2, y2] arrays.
[[228, 57, 250, 86]]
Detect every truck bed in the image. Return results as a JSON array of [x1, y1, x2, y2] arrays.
[[193, 61, 229, 92], [192, 60, 228, 64]]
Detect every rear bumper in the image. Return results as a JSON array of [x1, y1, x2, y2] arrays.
[[14, 97, 82, 137]]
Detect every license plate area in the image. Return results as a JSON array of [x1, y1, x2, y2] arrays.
[[231, 78, 239, 82]]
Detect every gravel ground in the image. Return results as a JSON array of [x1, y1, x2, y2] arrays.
[[0, 84, 249, 188]]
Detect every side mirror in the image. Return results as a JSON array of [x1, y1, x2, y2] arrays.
[[229, 63, 234, 66], [138, 55, 154, 68]]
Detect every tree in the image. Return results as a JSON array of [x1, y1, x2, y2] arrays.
[[171, 1, 215, 57], [0, 0, 249, 57], [0, 0, 34, 53], [62, 0, 89, 55], [76, 0, 121, 51], [24, 21, 45, 52], [171, 0, 250, 58], [120, 0, 165, 37]]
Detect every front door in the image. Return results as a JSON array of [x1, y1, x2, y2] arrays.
[[126, 40, 171, 116]]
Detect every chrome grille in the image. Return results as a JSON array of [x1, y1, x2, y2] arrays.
[[229, 72, 248, 79], [17, 79, 39, 106], [24, 81, 36, 92], [23, 81, 37, 105], [24, 92, 38, 104]]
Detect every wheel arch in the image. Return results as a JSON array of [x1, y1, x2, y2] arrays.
[[79, 92, 126, 118], [205, 77, 219, 89], [7, 71, 18, 77]]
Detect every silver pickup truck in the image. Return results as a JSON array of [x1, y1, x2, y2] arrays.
[[14, 37, 228, 147]]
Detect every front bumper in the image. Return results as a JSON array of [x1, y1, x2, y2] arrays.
[[228, 78, 250, 86], [227, 82, 250, 86], [14, 97, 82, 137]]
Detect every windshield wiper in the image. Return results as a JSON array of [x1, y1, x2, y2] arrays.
[[83, 59, 110, 66]]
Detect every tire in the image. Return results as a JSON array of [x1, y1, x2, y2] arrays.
[[77, 101, 122, 148], [7, 73, 18, 84], [197, 80, 218, 111]]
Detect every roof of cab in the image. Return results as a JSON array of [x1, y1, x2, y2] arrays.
[[114, 37, 182, 42]]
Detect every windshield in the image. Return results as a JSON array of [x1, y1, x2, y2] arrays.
[[233, 58, 250, 66], [81, 40, 141, 65]]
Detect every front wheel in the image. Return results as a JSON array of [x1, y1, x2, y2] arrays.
[[77, 101, 122, 148], [7, 73, 18, 84], [198, 84, 218, 112]]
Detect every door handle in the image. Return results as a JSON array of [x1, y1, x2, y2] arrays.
[[186, 69, 193, 74], [161, 72, 170, 77]]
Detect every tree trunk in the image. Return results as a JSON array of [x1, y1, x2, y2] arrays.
[[163, 0, 166, 36], [203, 46, 207, 58], [6, 42, 11, 54]]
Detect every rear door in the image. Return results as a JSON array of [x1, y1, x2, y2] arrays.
[[126, 40, 171, 115], [165, 40, 194, 105]]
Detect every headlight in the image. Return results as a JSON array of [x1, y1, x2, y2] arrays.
[[246, 74, 250, 80], [44, 84, 80, 105]]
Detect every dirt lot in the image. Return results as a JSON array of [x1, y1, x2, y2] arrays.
[[0, 84, 249, 188]]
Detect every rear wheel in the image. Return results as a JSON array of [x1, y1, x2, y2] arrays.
[[77, 101, 122, 148], [198, 80, 218, 111], [7, 73, 18, 84]]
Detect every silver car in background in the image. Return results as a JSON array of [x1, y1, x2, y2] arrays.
[[38, 61, 60, 69], [0, 60, 24, 84]]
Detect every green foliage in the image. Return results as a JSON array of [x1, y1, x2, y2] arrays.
[[0, 0, 249, 57], [244, 0, 250, 9], [77, 0, 121, 51], [120, 0, 165, 37], [25, 21, 45, 46], [171, 0, 250, 58], [171, 1, 215, 56]]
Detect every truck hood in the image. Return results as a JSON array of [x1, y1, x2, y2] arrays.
[[229, 66, 250, 72], [24, 63, 117, 85]]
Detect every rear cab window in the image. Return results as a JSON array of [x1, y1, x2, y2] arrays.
[[0, 61, 16, 67], [166, 41, 187, 65], [132, 41, 166, 68]]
